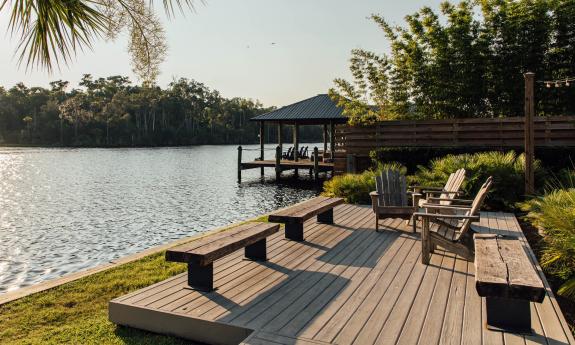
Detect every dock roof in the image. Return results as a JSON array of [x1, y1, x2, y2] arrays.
[[250, 94, 347, 124]]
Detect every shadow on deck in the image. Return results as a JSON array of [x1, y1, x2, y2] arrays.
[[109, 204, 574, 345]]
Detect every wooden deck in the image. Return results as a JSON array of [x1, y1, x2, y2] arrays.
[[109, 204, 574, 345], [241, 159, 334, 172]]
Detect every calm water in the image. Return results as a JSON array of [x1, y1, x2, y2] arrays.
[[0, 145, 321, 294]]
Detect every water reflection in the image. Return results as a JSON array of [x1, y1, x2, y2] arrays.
[[0, 145, 322, 293]]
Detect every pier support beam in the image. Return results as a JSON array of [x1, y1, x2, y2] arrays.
[[294, 124, 299, 177], [275, 145, 281, 180], [323, 124, 328, 161], [330, 121, 335, 162], [313, 147, 319, 180], [259, 122, 265, 176], [237, 146, 242, 183], [277, 122, 283, 155]]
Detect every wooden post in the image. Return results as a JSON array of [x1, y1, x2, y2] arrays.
[[275, 145, 281, 179], [313, 147, 319, 180], [323, 124, 328, 158], [237, 146, 242, 183], [330, 121, 335, 161], [524, 72, 535, 195], [259, 122, 265, 176], [277, 122, 283, 154], [293, 124, 299, 162]]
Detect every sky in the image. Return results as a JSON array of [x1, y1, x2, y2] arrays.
[[0, 0, 444, 107]]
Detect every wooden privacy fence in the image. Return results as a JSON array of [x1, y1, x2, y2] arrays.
[[334, 115, 575, 175]]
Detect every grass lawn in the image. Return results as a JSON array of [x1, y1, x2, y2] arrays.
[[0, 216, 269, 345]]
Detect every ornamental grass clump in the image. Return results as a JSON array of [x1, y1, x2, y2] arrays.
[[322, 162, 406, 204], [411, 151, 543, 209], [519, 182, 575, 300]]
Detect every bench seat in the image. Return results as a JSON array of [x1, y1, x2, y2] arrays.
[[166, 222, 280, 291], [268, 196, 344, 241], [474, 234, 545, 333]]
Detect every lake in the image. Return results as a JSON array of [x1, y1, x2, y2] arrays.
[[0, 145, 322, 294]]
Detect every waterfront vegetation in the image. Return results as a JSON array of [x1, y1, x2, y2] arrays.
[[0, 77, 325, 147]]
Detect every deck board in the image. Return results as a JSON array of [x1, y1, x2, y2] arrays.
[[109, 204, 575, 345]]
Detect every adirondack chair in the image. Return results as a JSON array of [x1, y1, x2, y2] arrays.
[[370, 170, 416, 232], [410, 168, 466, 207], [282, 147, 293, 160], [412, 176, 493, 264], [301, 146, 309, 159]]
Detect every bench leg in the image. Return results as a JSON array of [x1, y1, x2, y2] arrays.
[[285, 223, 304, 241], [485, 297, 532, 333], [187, 262, 214, 292], [245, 238, 267, 261], [317, 209, 334, 224]]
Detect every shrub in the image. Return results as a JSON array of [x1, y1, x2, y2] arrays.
[[410, 151, 544, 209], [519, 185, 575, 300], [322, 162, 406, 204]]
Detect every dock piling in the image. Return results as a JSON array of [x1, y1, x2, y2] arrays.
[[275, 146, 281, 179], [237, 146, 242, 183], [313, 147, 319, 180]]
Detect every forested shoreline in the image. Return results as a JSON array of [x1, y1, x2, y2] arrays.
[[0, 76, 320, 147]]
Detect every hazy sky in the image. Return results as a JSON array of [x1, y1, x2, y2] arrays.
[[0, 0, 444, 107]]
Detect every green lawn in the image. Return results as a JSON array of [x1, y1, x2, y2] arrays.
[[0, 216, 269, 345]]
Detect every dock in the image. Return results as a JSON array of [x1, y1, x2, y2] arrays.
[[109, 204, 574, 345]]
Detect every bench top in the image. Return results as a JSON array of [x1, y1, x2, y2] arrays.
[[474, 234, 545, 303], [268, 196, 344, 224], [166, 222, 280, 266]]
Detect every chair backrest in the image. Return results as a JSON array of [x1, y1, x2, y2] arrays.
[[439, 168, 466, 205], [375, 169, 408, 207], [456, 176, 493, 240]]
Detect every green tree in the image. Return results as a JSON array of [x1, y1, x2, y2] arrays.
[[332, 0, 575, 125]]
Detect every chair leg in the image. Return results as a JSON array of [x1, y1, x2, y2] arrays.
[[421, 217, 431, 265], [375, 213, 379, 232]]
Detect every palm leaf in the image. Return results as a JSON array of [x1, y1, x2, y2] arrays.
[[0, 0, 196, 71]]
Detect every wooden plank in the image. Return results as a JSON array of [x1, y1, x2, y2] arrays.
[[438, 255, 468, 345], [240, 224, 382, 330], [126, 205, 357, 307], [461, 260, 482, 345], [213, 208, 379, 324], [151, 206, 361, 312], [185, 214, 366, 318], [268, 197, 344, 223], [474, 234, 545, 302]]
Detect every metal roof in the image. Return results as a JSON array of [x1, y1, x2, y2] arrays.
[[250, 94, 347, 124]]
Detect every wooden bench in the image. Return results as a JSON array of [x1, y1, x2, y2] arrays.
[[474, 234, 545, 333], [268, 196, 344, 241], [166, 222, 280, 291]]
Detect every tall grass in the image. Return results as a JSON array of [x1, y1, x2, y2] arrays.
[[322, 162, 406, 204], [520, 188, 575, 299], [410, 151, 543, 209]]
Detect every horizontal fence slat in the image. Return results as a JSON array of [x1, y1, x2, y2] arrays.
[[335, 115, 575, 174]]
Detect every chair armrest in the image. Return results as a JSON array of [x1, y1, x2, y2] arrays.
[[427, 197, 473, 204], [410, 185, 444, 193], [421, 204, 472, 211], [412, 212, 480, 221], [422, 190, 461, 196], [369, 191, 379, 212]]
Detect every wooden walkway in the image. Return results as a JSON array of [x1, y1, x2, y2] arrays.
[[109, 204, 574, 345], [241, 159, 333, 171]]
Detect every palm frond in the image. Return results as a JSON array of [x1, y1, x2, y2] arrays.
[[1, 0, 197, 71]]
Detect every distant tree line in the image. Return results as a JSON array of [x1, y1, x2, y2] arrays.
[[331, 0, 575, 125], [0, 75, 321, 147]]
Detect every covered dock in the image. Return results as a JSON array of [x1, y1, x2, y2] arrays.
[[238, 94, 347, 181]]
